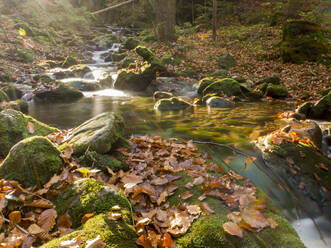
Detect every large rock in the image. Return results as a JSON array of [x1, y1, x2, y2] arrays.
[[0, 136, 62, 187], [68, 64, 92, 78], [53, 178, 132, 227], [206, 96, 234, 108], [114, 70, 149, 91], [124, 37, 140, 50], [0, 109, 59, 157], [43, 178, 137, 247], [67, 112, 124, 156], [280, 21, 329, 64], [218, 53, 237, 70], [264, 84, 288, 98], [33, 83, 83, 102], [3, 100, 29, 114], [197, 77, 216, 95], [154, 97, 191, 111], [135, 46, 155, 63], [202, 78, 243, 97], [296, 91, 331, 120], [256, 125, 331, 217]]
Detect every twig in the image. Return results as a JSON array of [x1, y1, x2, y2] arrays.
[[2, 214, 29, 235]]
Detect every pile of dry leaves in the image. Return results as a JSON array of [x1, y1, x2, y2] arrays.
[[0, 134, 278, 247]]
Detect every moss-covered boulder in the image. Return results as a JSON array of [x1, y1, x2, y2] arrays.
[[167, 172, 304, 247], [218, 53, 237, 70], [256, 75, 281, 86], [69, 64, 92, 78], [114, 70, 148, 91], [135, 46, 155, 63], [42, 210, 137, 248], [197, 77, 216, 95], [206, 96, 234, 108], [67, 112, 124, 156], [61, 55, 78, 68], [154, 97, 191, 111], [280, 21, 329, 64], [0, 109, 59, 157], [153, 91, 173, 101], [4, 100, 29, 114], [0, 90, 9, 102], [0, 136, 62, 187], [1, 84, 23, 100], [118, 57, 135, 69], [264, 84, 288, 98], [99, 74, 114, 88], [256, 126, 331, 216], [33, 83, 83, 102], [110, 52, 128, 62], [67, 81, 102, 91], [202, 78, 244, 97], [53, 178, 132, 227], [296, 92, 331, 120], [78, 151, 128, 172], [124, 37, 140, 50]]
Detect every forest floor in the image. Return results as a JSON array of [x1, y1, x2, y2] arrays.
[[145, 24, 330, 102]]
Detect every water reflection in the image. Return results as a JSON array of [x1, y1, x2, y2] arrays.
[[27, 96, 330, 247]]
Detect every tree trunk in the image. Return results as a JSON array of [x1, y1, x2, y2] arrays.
[[155, 0, 176, 41], [212, 0, 217, 41]]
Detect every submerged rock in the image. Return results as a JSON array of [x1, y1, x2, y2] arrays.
[[153, 91, 173, 100], [67, 112, 124, 156], [154, 97, 191, 111], [280, 21, 329, 64], [206, 96, 234, 108], [218, 53, 237, 70], [33, 83, 83, 102], [0, 109, 59, 157], [296, 91, 331, 120], [0, 136, 62, 187]]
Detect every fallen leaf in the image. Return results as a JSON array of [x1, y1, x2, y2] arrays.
[[161, 233, 176, 248], [25, 199, 54, 208], [108, 213, 122, 221], [27, 122, 35, 134], [82, 213, 94, 224], [60, 236, 83, 248], [9, 211, 21, 225], [86, 235, 105, 248], [223, 222, 243, 238], [180, 191, 193, 200], [37, 209, 57, 232], [58, 214, 72, 229]]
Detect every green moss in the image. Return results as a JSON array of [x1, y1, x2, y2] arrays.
[[197, 77, 216, 95], [1, 84, 22, 100], [61, 55, 78, 68], [0, 90, 9, 102], [54, 178, 132, 228], [42, 210, 137, 248], [310, 91, 331, 119], [202, 78, 243, 97], [135, 46, 155, 63], [79, 151, 129, 172], [265, 85, 288, 99], [0, 136, 62, 187], [4, 100, 29, 114], [280, 21, 329, 64], [170, 173, 305, 247], [112, 52, 127, 62], [0, 109, 59, 157], [124, 37, 140, 50], [161, 54, 181, 66]]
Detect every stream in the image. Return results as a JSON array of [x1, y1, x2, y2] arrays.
[[23, 26, 331, 247]]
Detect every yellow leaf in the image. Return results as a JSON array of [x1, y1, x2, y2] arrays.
[[19, 28, 26, 36]]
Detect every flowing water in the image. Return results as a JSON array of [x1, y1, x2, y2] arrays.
[[25, 26, 331, 247]]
